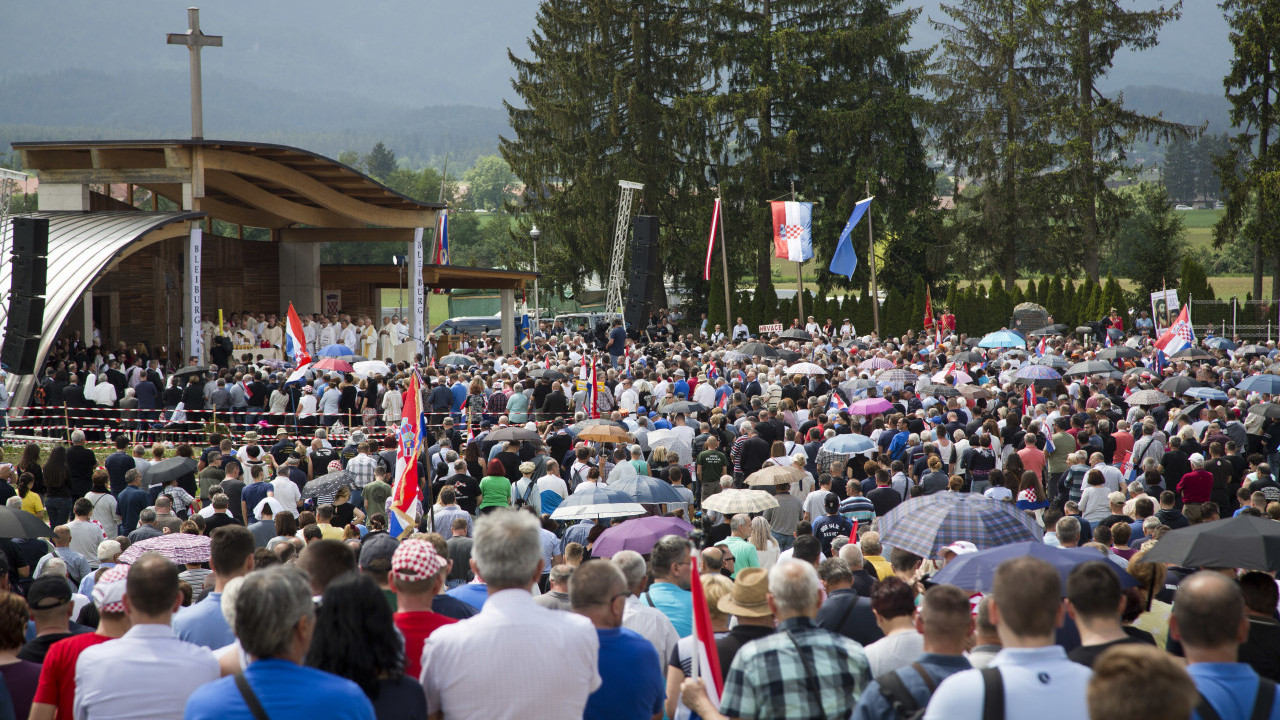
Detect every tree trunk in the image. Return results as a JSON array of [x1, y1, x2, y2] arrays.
[[1259, 56, 1272, 299], [1077, 3, 1100, 282]]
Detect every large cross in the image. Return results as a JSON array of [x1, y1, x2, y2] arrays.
[[167, 7, 222, 140]]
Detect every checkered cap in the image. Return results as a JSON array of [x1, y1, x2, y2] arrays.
[[93, 564, 131, 613], [327, 460, 343, 472], [391, 540, 446, 583]]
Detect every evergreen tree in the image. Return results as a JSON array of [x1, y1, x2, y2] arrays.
[[1023, 278, 1038, 307], [1063, 278, 1077, 327], [1178, 258, 1216, 304], [1010, 283, 1026, 309], [1102, 274, 1126, 323], [1047, 275, 1066, 323], [708, 269, 728, 328], [1110, 183, 1187, 295], [987, 274, 1011, 329], [363, 142, 398, 180]]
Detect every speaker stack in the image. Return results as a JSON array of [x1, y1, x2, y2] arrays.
[[625, 215, 660, 330], [2, 217, 48, 374]]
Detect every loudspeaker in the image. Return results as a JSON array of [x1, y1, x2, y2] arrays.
[[625, 298, 651, 332], [1, 334, 39, 375], [10, 256, 46, 297], [628, 216, 659, 312], [6, 296, 44, 337], [11, 218, 49, 257]]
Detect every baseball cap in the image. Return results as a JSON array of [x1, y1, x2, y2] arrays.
[[28, 575, 72, 610], [92, 564, 130, 613], [391, 539, 446, 583], [1189, 453, 1205, 464], [940, 541, 978, 557], [1107, 491, 1127, 506], [823, 494, 840, 513], [359, 532, 400, 571]]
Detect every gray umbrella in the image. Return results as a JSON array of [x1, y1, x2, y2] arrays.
[[303, 470, 353, 499]]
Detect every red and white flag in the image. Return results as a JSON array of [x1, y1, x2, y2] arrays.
[[703, 198, 722, 281], [689, 549, 724, 704], [589, 358, 599, 419], [1153, 305, 1194, 356], [285, 302, 311, 367]]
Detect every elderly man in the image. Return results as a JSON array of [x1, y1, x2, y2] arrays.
[[183, 566, 375, 719], [683, 560, 870, 720], [612, 550, 679, 675], [720, 515, 760, 578], [76, 553, 220, 719], [420, 509, 601, 720]]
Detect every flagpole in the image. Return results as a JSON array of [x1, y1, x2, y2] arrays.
[[792, 181, 804, 327], [718, 190, 732, 327], [867, 179, 880, 336]]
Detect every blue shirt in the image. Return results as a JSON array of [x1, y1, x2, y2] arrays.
[[183, 658, 374, 720], [888, 431, 910, 461], [852, 653, 972, 720], [608, 327, 627, 356], [240, 483, 272, 518], [103, 452, 134, 494], [674, 380, 690, 398], [446, 582, 490, 611], [584, 627, 664, 720], [173, 591, 235, 649], [644, 581, 692, 638], [117, 486, 150, 534], [1188, 662, 1280, 720], [450, 383, 467, 413]]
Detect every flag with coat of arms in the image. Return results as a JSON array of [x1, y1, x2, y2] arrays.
[[388, 373, 425, 538], [1153, 305, 1194, 355]]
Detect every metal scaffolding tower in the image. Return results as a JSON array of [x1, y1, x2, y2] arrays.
[[605, 180, 644, 318]]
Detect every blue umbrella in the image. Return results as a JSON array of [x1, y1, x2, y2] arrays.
[[821, 434, 877, 455], [557, 486, 634, 507], [878, 492, 1042, 558], [1238, 374, 1280, 395], [1184, 386, 1229, 401], [317, 344, 354, 357], [608, 475, 686, 504], [978, 331, 1026, 349], [1204, 337, 1237, 351], [931, 541, 1136, 594], [1015, 364, 1061, 381]]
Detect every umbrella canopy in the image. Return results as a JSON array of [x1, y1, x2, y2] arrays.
[[1027, 324, 1068, 337], [528, 368, 568, 382], [439, 354, 477, 367], [317, 344, 354, 358], [591, 516, 695, 558], [550, 486, 645, 520], [859, 357, 896, 371], [821, 434, 877, 455], [302, 470, 353, 499], [951, 351, 986, 364], [744, 465, 806, 487], [1015, 364, 1061, 382], [933, 368, 974, 384], [1238, 374, 1280, 395], [484, 427, 542, 442], [0, 507, 53, 538], [1126, 389, 1171, 406], [878, 492, 1042, 558], [1238, 344, 1270, 357], [1249, 403, 1280, 421], [1172, 347, 1213, 360], [173, 365, 209, 379], [336, 355, 368, 363], [879, 368, 919, 385], [1030, 354, 1070, 369], [568, 419, 615, 434], [736, 342, 778, 357], [1142, 514, 1280, 572], [607, 475, 687, 504], [664, 401, 708, 415], [702, 489, 779, 514], [313, 358, 354, 373], [958, 384, 993, 400], [351, 360, 391, 378], [1184, 386, 1229, 401], [1204, 337, 1237, 351], [1065, 360, 1116, 378], [120, 533, 212, 565], [785, 362, 827, 375], [647, 430, 694, 465], [919, 383, 961, 398], [776, 349, 801, 363], [931, 541, 1136, 593], [578, 425, 632, 442], [142, 457, 198, 488], [849, 398, 893, 416], [777, 329, 811, 341], [1095, 346, 1140, 361], [1160, 376, 1204, 395], [977, 331, 1026, 349]]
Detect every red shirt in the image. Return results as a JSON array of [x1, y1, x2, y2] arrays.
[[1018, 447, 1047, 480], [1178, 469, 1215, 503], [31, 631, 112, 718], [1113, 431, 1135, 460], [394, 610, 457, 678]]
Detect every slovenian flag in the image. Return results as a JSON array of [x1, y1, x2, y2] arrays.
[[389, 373, 424, 538], [771, 201, 814, 262], [688, 548, 724, 705], [285, 303, 311, 367]]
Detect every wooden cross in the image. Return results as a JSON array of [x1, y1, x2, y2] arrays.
[[167, 7, 222, 140]]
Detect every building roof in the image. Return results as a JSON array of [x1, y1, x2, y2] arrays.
[[13, 139, 442, 229], [321, 263, 538, 291]]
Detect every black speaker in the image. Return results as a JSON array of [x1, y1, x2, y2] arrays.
[[1, 334, 39, 375], [625, 298, 651, 332], [10, 256, 46, 297], [6, 296, 44, 337], [628, 216, 659, 311], [11, 218, 49, 257]]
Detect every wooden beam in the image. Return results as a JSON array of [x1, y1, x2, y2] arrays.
[[36, 168, 191, 184], [204, 170, 361, 228], [195, 197, 292, 229], [279, 228, 415, 243], [165, 147, 192, 168], [202, 149, 438, 228], [19, 148, 93, 170]]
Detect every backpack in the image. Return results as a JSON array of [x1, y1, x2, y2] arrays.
[[1195, 677, 1275, 720], [876, 662, 937, 720]]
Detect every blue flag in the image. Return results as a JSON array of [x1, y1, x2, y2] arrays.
[[829, 197, 874, 279], [520, 315, 532, 349]]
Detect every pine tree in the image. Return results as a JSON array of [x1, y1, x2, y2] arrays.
[[1011, 283, 1026, 309], [1024, 278, 1038, 307], [988, 274, 1011, 330], [1062, 279, 1077, 327], [708, 269, 728, 328], [1047, 275, 1066, 323]]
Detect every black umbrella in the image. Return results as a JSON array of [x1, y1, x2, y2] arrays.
[[439, 354, 477, 367], [776, 349, 801, 363], [1178, 400, 1208, 421], [777, 329, 811, 341], [664, 401, 708, 414], [173, 365, 208, 379], [0, 507, 53, 538], [1095, 346, 1139, 361], [736, 342, 778, 357], [485, 427, 541, 442], [1065, 360, 1117, 378], [1172, 347, 1213, 361], [528, 369, 567, 382], [303, 470, 353, 499], [1249, 403, 1280, 421], [1142, 514, 1280, 572], [1027, 324, 1068, 337], [1160, 376, 1204, 395], [952, 351, 986, 364], [142, 457, 198, 487], [1238, 344, 1269, 357]]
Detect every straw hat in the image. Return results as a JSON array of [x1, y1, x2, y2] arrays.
[[717, 567, 771, 617]]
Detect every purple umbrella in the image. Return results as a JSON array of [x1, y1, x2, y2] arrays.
[[1014, 364, 1062, 382], [590, 515, 695, 558], [849, 397, 893, 415], [859, 357, 895, 371]]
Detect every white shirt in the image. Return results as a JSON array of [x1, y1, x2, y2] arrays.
[[623, 594, 680, 675], [693, 382, 716, 409], [75, 623, 219, 720], [271, 476, 301, 516], [318, 324, 338, 348], [923, 646, 1092, 720], [420, 588, 601, 720], [864, 630, 925, 679], [732, 323, 750, 339]]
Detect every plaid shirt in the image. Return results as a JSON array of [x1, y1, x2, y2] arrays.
[[720, 617, 869, 720], [346, 453, 379, 489]]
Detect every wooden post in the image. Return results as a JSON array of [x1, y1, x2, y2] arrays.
[[867, 179, 880, 336], [718, 191, 732, 326]]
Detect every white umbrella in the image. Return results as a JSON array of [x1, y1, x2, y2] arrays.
[[550, 503, 647, 520], [932, 368, 973, 384], [352, 360, 391, 378], [646, 429, 694, 465], [703, 489, 779, 514], [784, 362, 827, 375]]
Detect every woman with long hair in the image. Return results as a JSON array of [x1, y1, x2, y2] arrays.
[[16, 443, 43, 496], [16, 474, 44, 522], [464, 441, 484, 481], [306, 573, 427, 720], [42, 444, 72, 527], [749, 516, 780, 570]]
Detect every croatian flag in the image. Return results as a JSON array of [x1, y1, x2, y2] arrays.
[[771, 201, 814, 262], [388, 372, 424, 538], [285, 303, 311, 367], [707, 361, 719, 381], [688, 549, 724, 706], [1024, 386, 1036, 410], [1041, 422, 1055, 454], [1036, 338, 1047, 357], [589, 358, 600, 419], [1152, 349, 1168, 375], [717, 391, 729, 410], [703, 198, 722, 281], [829, 392, 847, 412], [434, 209, 450, 265], [1154, 305, 1194, 356], [1104, 333, 1113, 348]]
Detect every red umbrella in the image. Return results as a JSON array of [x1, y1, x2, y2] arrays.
[[313, 358, 354, 373]]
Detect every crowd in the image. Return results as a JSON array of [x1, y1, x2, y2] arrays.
[[5, 304, 1280, 720]]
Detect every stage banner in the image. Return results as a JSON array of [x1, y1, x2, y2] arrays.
[[188, 226, 203, 361], [412, 227, 425, 356]]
